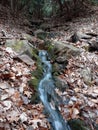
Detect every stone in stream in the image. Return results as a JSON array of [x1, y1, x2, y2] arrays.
[[46, 40, 80, 75]]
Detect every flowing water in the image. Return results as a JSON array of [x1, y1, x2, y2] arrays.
[[38, 50, 71, 130]]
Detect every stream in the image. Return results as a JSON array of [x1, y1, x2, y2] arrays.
[[38, 50, 71, 130]]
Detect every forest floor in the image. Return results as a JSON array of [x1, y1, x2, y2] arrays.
[[0, 5, 98, 130]]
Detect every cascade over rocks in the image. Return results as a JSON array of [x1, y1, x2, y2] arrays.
[[0, 8, 98, 129]]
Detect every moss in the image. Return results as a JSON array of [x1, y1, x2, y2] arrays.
[[82, 46, 89, 51], [28, 77, 39, 90], [30, 92, 40, 104], [31, 47, 39, 60], [52, 63, 60, 76], [68, 119, 91, 130], [12, 40, 23, 51], [28, 47, 44, 103], [28, 60, 43, 104], [45, 40, 56, 61], [46, 41, 54, 51]]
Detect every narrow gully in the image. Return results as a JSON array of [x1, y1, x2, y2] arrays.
[[38, 50, 71, 130]]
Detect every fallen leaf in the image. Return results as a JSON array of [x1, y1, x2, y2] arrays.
[[3, 100, 12, 110]]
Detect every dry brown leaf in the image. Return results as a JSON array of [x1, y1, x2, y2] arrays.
[[71, 108, 80, 118]]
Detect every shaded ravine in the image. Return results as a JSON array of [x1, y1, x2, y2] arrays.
[[38, 50, 71, 130]]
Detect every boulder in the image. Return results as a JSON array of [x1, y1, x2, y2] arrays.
[[67, 32, 92, 43], [55, 76, 69, 92], [34, 29, 47, 40], [22, 33, 35, 41], [5, 39, 39, 66], [52, 41, 80, 59], [88, 37, 98, 51], [68, 119, 90, 130], [17, 54, 35, 66], [81, 68, 92, 85], [40, 23, 52, 30], [5, 39, 32, 56], [55, 56, 67, 64]]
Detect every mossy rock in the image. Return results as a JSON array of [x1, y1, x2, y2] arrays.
[[28, 66, 43, 104], [28, 77, 39, 90], [52, 63, 60, 76], [37, 32, 47, 40], [29, 60, 43, 88], [51, 41, 80, 59], [54, 76, 69, 92], [47, 42, 55, 55], [31, 47, 39, 61], [44, 40, 56, 60], [30, 92, 40, 104], [68, 119, 91, 130], [34, 29, 48, 40], [6, 39, 32, 54], [28, 49, 43, 104]]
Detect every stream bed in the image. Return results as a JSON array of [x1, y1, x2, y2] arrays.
[[38, 50, 71, 130]]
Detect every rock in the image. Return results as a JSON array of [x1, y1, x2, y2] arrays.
[[67, 32, 92, 43], [52, 41, 80, 59], [27, 126, 34, 130], [23, 19, 32, 27], [88, 38, 98, 51], [55, 56, 68, 64], [5, 39, 40, 62], [54, 56, 68, 73], [20, 112, 28, 122], [95, 79, 98, 85], [55, 76, 69, 92], [17, 54, 35, 66], [40, 23, 52, 30], [81, 68, 92, 85], [86, 32, 98, 37], [0, 82, 10, 89], [69, 32, 79, 43], [30, 19, 43, 26], [49, 41, 80, 74], [52, 63, 61, 75], [34, 29, 47, 40], [95, 124, 98, 130], [5, 39, 32, 55], [68, 119, 90, 130], [22, 33, 35, 41]]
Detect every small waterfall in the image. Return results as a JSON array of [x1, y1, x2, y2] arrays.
[[38, 50, 71, 130]]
